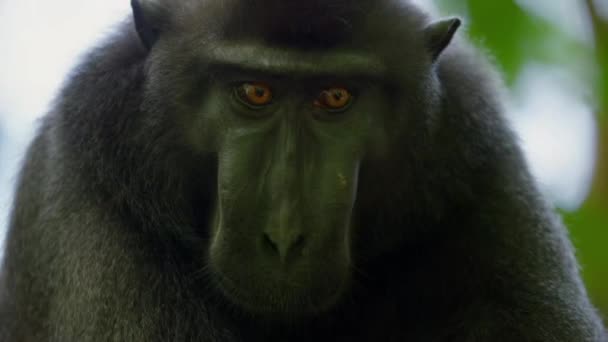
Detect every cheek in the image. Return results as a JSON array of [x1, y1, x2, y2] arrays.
[[315, 161, 360, 209]]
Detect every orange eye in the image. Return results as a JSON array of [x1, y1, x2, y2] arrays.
[[314, 87, 353, 111], [236, 82, 273, 107]]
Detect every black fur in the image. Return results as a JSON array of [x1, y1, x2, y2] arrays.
[[0, 0, 606, 341]]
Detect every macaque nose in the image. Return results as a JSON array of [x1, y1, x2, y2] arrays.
[[261, 230, 306, 263]]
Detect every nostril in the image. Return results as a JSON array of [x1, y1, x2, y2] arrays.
[[260, 232, 306, 262], [292, 234, 306, 251], [262, 233, 279, 253]]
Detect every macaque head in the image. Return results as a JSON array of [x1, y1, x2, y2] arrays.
[[132, 0, 460, 316]]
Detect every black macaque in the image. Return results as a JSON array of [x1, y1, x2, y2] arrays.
[[1, 0, 606, 341]]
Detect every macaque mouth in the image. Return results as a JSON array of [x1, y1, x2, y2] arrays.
[[212, 267, 348, 316]]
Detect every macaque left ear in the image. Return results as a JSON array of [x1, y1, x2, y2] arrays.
[[424, 18, 462, 62], [131, 0, 166, 49]]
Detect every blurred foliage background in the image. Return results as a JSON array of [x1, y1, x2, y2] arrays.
[[434, 0, 608, 322]]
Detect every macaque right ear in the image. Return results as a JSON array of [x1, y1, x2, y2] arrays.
[[424, 17, 462, 62], [131, 0, 166, 49]]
